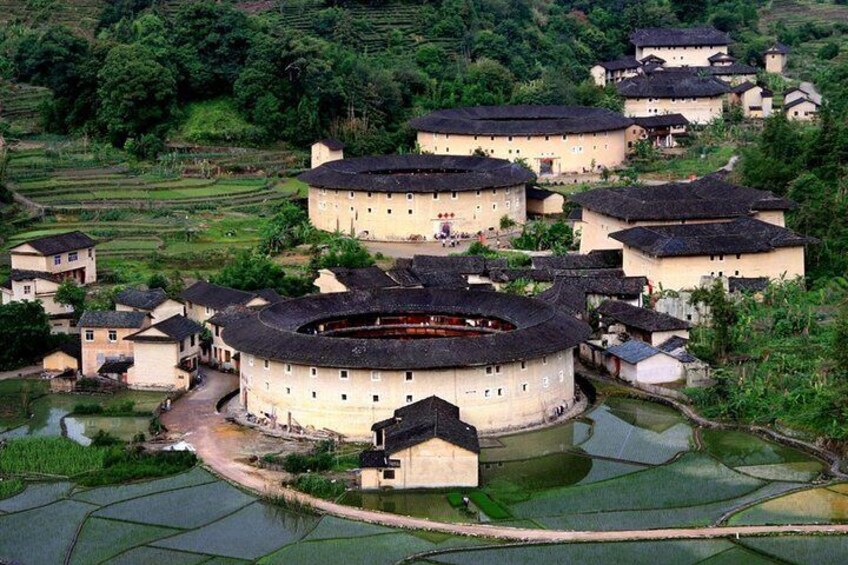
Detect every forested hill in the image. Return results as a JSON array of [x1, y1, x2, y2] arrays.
[[0, 0, 840, 157]]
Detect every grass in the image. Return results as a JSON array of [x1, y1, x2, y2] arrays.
[[0, 437, 108, 477], [0, 477, 25, 500], [174, 98, 263, 146], [636, 145, 736, 181]]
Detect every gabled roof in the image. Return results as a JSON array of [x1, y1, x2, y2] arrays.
[[526, 186, 561, 201], [531, 250, 623, 271], [610, 217, 815, 258], [708, 52, 736, 63], [617, 71, 730, 98], [5, 269, 60, 283], [569, 175, 795, 222], [784, 97, 819, 110], [414, 270, 469, 289], [538, 276, 647, 316], [180, 281, 262, 311], [731, 81, 757, 94], [598, 300, 690, 332], [657, 335, 698, 363], [697, 63, 758, 77], [208, 305, 258, 327], [370, 396, 479, 457], [115, 288, 169, 310], [607, 340, 665, 364], [385, 268, 422, 287], [126, 315, 202, 343], [327, 266, 397, 291], [46, 336, 82, 362], [11, 231, 96, 256], [254, 288, 285, 304], [79, 311, 149, 329], [411, 255, 487, 274], [765, 42, 789, 55], [630, 27, 730, 48], [409, 105, 633, 136], [596, 56, 641, 71], [633, 114, 690, 128], [315, 138, 345, 151], [640, 54, 666, 65]]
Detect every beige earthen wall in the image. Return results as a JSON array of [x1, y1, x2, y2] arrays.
[[634, 45, 728, 67], [360, 438, 478, 490], [623, 96, 724, 124], [81, 327, 140, 376]]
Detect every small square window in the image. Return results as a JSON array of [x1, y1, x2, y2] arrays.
[[433, 193, 439, 200], [23, 285, 31, 295], [340, 369, 349, 380], [485, 366, 493, 375], [286, 387, 291, 395], [495, 365, 501, 374], [406, 395, 413, 403], [406, 193, 413, 200], [84, 330, 94, 342], [404, 371, 413, 382], [68, 251, 78, 262], [408, 209, 413, 215], [484, 389, 491, 398], [371, 370, 381, 381], [542, 356, 548, 365], [387, 209, 392, 215], [264, 359, 270, 370], [54, 255, 61, 266], [520, 360, 527, 370], [285, 364, 292, 374], [372, 395, 380, 403], [310, 367, 317, 377], [542, 376, 550, 388], [108, 330, 117, 343], [341, 393, 347, 401], [383, 469, 395, 479], [311, 391, 317, 399], [521, 383, 528, 392], [451, 191, 458, 200], [497, 388, 503, 396]]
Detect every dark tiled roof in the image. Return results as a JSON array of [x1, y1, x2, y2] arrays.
[[13, 231, 96, 256], [299, 155, 535, 193], [373, 396, 480, 456], [98, 359, 134, 374], [657, 335, 698, 363], [610, 217, 815, 257], [359, 449, 389, 468], [115, 288, 169, 310], [617, 72, 730, 98], [607, 340, 664, 364], [414, 271, 469, 289], [316, 138, 345, 151], [708, 52, 736, 63], [640, 54, 666, 64], [409, 105, 633, 136], [633, 113, 690, 128], [765, 42, 789, 55], [697, 63, 758, 77], [411, 255, 487, 274], [596, 57, 641, 71], [784, 97, 819, 110], [254, 288, 285, 304], [328, 266, 397, 290], [531, 250, 623, 271], [180, 281, 259, 311], [222, 289, 591, 370], [630, 27, 729, 47], [569, 175, 795, 222], [488, 269, 555, 284], [538, 276, 646, 315], [728, 277, 770, 293], [731, 81, 757, 94], [47, 336, 82, 362], [386, 268, 422, 287], [526, 186, 561, 201], [208, 305, 258, 327], [6, 269, 60, 283], [598, 300, 691, 332], [127, 315, 201, 342], [567, 207, 583, 221], [79, 311, 149, 329]]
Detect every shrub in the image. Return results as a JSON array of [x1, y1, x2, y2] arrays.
[[79, 449, 197, 486], [0, 437, 107, 477], [73, 404, 104, 415], [294, 473, 345, 499]]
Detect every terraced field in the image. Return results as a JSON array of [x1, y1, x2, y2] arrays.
[[0, 0, 106, 36], [0, 82, 52, 136]]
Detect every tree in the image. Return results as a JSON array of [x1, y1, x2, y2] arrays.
[[212, 249, 313, 297], [690, 280, 739, 362], [832, 301, 848, 376], [511, 220, 574, 255], [312, 236, 374, 269], [97, 44, 176, 145], [55, 278, 87, 317], [0, 301, 53, 370], [260, 203, 315, 253], [147, 273, 169, 291]]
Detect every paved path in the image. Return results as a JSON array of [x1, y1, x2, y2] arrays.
[[162, 370, 848, 542]]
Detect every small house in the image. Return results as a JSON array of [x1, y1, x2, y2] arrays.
[[79, 311, 150, 377], [315, 266, 397, 294], [628, 114, 689, 148], [359, 396, 480, 490], [596, 300, 690, 346], [764, 43, 789, 74], [590, 57, 641, 87], [310, 138, 345, 169], [630, 27, 730, 67], [617, 71, 730, 124], [180, 281, 275, 324], [526, 186, 565, 216], [730, 82, 773, 119], [43, 338, 82, 374], [115, 287, 185, 322], [604, 340, 684, 385], [125, 315, 203, 391]]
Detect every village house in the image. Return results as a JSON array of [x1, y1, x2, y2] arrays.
[[526, 186, 565, 216], [610, 217, 814, 291], [626, 114, 690, 149], [764, 42, 789, 74], [315, 266, 398, 294], [784, 83, 821, 122], [78, 311, 150, 377], [596, 300, 690, 346], [729, 82, 774, 119], [603, 340, 684, 385], [125, 315, 203, 391], [630, 27, 730, 67], [207, 306, 257, 371], [538, 276, 647, 317], [115, 287, 185, 322], [617, 71, 730, 124], [42, 338, 82, 374], [2, 231, 98, 332], [180, 280, 277, 323], [590, 57, 641, 87], [310, 138, 345, 169], [570, 175, 795, 254], [359, 396, 480, 490]]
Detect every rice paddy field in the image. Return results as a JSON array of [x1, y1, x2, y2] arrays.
[[2, 394, 847, 562]]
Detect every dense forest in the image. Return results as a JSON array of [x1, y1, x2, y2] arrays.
[[1, 0, 768, 155]]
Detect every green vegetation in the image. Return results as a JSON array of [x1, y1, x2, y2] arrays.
[[211, 249, 314, 297], [294, 473, 346, 500], [0, 477, 24, 500], [0, 437, 108, 477], [0, 300, 58, 370], [510, 219, 574, 254], [175, 98, 264, 146]]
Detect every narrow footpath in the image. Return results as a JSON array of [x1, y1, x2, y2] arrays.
[[161, 370, 848, 543]]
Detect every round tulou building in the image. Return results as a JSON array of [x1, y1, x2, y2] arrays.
[[409, 105, 634, 177], [299, 154, 534, 241], [223, 288, 591, 440]]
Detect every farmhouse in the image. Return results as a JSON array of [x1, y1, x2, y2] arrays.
[[729, 82, 774, 119], [617, 71, 730, 124], [603, 340, 684, 385], [570, 175, 795, 253], [207, 306, 258, 371], [301, 155, 533, 241], [359, 396, 480, 490], [409, 106, 633, 176], [630, 27, 730, 67], [627, 114, 690, 148], [115, 288, 185, 322], [180, 280, 275, 323], [78, 311, 150, 377], [764, 42, 789, 74], [315, 266, 398, 293], [784, 97, 819, 121], [526, 186, 565, 216], [610, 217, 814, 291], [223, 288, 590, 439], [311, 138, 345, 169], [539, 276, 647, 317], [125, 315, 202, 391], [590, 57, 641, 87], [42, 338, 82, 374], [596, 300, 690, 346], [2, 231, 97, 332]]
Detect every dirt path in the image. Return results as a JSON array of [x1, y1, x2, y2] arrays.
[[161, 370, 848, 543]]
